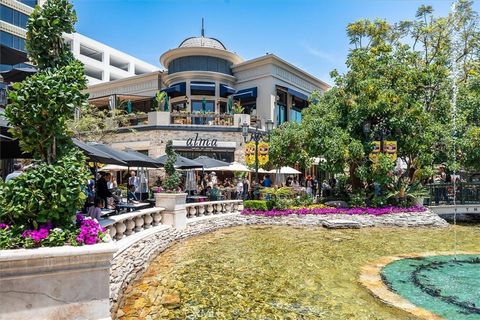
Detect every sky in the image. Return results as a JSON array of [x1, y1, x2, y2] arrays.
[[71, 0, 479, 85]]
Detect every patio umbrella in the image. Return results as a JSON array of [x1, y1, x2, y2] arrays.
[[208, 161, 251, 172], [193, 155, 229, 169], [72, 138, 127, 165], [0, 64, 36, 83], [268, 166, 301, 174], [157, 154, 203, 169], [90, 143, 162, 168], [123, 149, 164, 168], [0, 45, 28, 65]]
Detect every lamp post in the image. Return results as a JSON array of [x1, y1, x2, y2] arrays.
[[242, 120, 274, 199]]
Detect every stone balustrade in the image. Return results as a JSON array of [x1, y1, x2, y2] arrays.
[[99, 207, 165, 241], [185, 200, 243, 219]]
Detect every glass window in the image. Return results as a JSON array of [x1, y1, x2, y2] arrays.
[[291, 108, 302, 123], [171, 102, 187, 112], [0, 5, 29, 29], [18, 0, 37, 8], [191, 100, 215, 125], [219, 102, 227, 114], [276, 104, 287, 126], [0, 31, 25, 51]]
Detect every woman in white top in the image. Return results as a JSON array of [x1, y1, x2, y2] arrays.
[[236, 180, 244, 200]]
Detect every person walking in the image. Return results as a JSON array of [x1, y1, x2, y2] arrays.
[[242, 177, 250, 200], [306, 176, 313, 196], [96, 172, 112, 209], [263, 174, 272, 188], [236, 179, 244, 200]]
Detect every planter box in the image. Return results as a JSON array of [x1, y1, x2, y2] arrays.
[[148, 111, 170, 126], [155, 193, 188, 229], [233, 114, 250, 127], [0, 243, 116, 320]]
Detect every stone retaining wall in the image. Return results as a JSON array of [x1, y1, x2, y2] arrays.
[[110, 210, 448, 317]]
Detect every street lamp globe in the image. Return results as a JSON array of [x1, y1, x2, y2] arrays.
[[241, 122, 249, 141], [265, 119, 274, 133]]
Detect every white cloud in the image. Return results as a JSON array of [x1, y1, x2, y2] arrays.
[[302, 43, 336, 62]]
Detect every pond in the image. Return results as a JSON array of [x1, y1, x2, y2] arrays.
[[119, 225, 480, 319]]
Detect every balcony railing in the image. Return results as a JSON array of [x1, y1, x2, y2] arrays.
[[171, 112, 234, 126], [426, 182, 480, 205]]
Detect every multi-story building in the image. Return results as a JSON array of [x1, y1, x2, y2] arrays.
[[0, 0, 158, 85], [85, 31, 330, 163]]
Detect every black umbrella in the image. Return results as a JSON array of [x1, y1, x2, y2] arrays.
[[0, 126, 31, 159], [0, 64, 37, 83], [0, 45, 28, 65], [92, 143, 162, 168], [72, 139, 127, 165], [157, 154, 203, 169], [123, 149, 164, 168], [193, 155, 229, 169]]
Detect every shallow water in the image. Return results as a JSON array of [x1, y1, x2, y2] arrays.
[[119, 225, 480, 320], [382, 254, 480, 320]]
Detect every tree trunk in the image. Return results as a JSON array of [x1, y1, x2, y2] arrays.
[[349, 162, 362, 190]]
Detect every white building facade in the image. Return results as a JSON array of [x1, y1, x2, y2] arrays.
[[85, 33, 330, 162], [0, 0, 158, 84]]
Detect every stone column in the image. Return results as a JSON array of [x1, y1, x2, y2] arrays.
[[155, 193, 188, 229]]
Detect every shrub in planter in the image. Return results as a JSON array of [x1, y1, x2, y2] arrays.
[[0, 150, 90, 227], [162, 140, 182, 192], [244, 200, 268, 211]]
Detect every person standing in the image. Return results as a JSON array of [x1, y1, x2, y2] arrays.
[[5, 163, 23, 182], [263, 174, 272, 188], [96, 172, 112, 209], [306, 176, 313, 196], [236, 178, 244, 200], [243, 177, 250, 200]]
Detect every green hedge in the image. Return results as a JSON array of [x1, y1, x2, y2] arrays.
[[243, 200, 268, 211]]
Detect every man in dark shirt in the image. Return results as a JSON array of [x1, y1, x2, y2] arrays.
[[96, 172, 112, 209]]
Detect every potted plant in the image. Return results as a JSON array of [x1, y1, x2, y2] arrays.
[[148, 91, 170, 126], [155, 141, 188, 228], [233, 101, 250, 126]]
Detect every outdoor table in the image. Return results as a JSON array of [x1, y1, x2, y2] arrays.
[[116, 202, 150, 212], [187, 196, 208, 203], [100, 208, 115, 217]]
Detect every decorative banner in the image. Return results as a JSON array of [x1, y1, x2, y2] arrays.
[[369, 141, 381, 162], [258, 142, 269, 166], [369, 141, 398, 162], [245, 142, 256, 165], [384, 140, 397, 161]]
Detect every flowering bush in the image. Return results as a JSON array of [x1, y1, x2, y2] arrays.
[[241, 205, 427, 217], [75, 214, 106, 245], [0, 214, 108, 249]]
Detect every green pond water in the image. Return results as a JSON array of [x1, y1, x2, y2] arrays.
[[119, 225, 480, 320], [382, 254, 480, 320]]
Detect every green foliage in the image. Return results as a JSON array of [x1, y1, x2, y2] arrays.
[[370, 196, 389, 208], [26, 0, 76, 69], [348, 190, 366, 207], [0, 150, 90, 227], [5, 0, 88, 164], [243, 200, 268, 211], [386, 178, 427, 207], [232, 102, 244, 114], [261, 187, 293, 199], [163, 141, 181, 192], [6, 62, 88, 163], [268, 122, 311, 169], [67, 104, 133, 142], [0, 227, 23, 249], [155, 91, 167, 112], [42, 228, 67, 247]]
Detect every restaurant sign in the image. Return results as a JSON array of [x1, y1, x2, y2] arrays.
[[172, 133, 236, 149]]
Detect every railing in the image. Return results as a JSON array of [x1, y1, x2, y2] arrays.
[[185, 200, 243, 219], [171, 113, 234, 126], [99, 207, 165, 240], [426, 182, 480, 205]]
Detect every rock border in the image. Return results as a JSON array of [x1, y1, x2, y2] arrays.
[[110, 210, 448, 317], [359, 251, 480, 320]]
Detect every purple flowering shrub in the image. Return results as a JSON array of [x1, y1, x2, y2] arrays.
[[0, 214, 107, 249], [241, 205, 427, 217], [75, 214, 106, 245]]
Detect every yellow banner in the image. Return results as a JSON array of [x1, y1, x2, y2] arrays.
[[369, 141, 381, 162], [245, 142, 256, 165], [384, 140, 397, 161], [258, 142, 269, 166]]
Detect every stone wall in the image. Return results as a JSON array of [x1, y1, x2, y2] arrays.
[[0, 243, 116, 320], [110, 210, 448, 317]]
